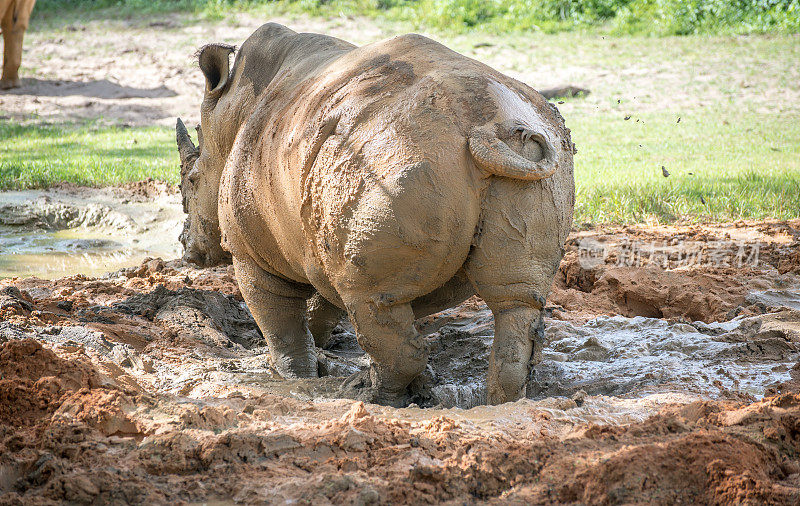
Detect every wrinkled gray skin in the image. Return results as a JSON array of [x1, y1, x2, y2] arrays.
[[177, 23, 575, 406]]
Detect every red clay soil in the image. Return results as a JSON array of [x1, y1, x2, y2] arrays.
[[1, 338, 799, 504], [551, 219, 800, 322], [0, 340, 101, 428]]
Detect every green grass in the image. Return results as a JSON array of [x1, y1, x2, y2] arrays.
[[570, 108, 800, 223], [32, 0, 800, 35], [3, 110, 798, 223], [0, 121, 178, 190]]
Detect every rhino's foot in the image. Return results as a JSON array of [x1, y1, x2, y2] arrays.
[[270, 351, 319, 379], [337, 368, 411, 408]]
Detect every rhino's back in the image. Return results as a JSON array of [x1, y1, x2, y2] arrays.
[[290, 35, 506, 301]]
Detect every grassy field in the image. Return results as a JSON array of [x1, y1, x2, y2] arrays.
[[0, 121, 178, 189], [571, 109, 800, 223]]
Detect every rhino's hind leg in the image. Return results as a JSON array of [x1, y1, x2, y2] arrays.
[[464, 181, 565, 405], [232, 256, 317, 378], [465, 253, 553, 405], [484, 304, 544, 405], [467, 287, 547, 405], [343, 300, 426, 407]]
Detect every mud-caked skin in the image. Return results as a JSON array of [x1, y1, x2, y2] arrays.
[[0, 0, 36, 89], [177, 23, 575, 406]]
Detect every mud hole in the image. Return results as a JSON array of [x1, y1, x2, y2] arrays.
[[2, 213, 800, 503], [0, 182, 182, 279]]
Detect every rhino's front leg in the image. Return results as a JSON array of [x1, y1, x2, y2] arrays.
[[232, 256, 318, 378]]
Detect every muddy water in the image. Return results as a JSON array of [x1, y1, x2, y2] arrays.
[[403, 302, 799, 409], [8, 284, 797, 430], [536, 316, 795, 397], [0, 187, 182, 278], [316, 302, 799, 428]]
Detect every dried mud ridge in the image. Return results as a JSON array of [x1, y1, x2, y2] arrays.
[[1, 220, 800, 503]]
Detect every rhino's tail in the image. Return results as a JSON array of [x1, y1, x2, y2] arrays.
[[468, 125, 558, 181]]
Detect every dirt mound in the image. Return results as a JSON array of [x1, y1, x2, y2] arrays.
[[53, 389, 141, 437], [507, 394, 800, 504], [8, 387, 800, 504], [0, 287, 33, 318], [779, 247, 800, 275], [114, 284, 263, 349], [553, 260, 751, 322], [0, 198, 137, 231], [552, 220, 800, 322], [114, 178, 177, 202], [0, 339, 100, 426]]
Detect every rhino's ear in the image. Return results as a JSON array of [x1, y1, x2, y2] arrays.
[[198, 44, 235, 97]]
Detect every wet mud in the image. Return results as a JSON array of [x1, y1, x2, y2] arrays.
[[1, 216, 800, 503], [0, 182, 182, 279]]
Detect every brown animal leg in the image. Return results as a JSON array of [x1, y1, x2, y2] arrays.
[[464, 180, 564, 405], [346, 300, 426, 407], [1, 0, 34, 89], [484, 305, 543, 405], [306, 292, 345, 348], [232, 256, 317, 378]]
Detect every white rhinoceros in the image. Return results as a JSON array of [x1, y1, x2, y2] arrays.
[[177, 23, 575, 406]]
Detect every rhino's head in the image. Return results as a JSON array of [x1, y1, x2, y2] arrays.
[[177, 24, 354, 266], [177, 24, 313, 267], [176, 43, 239, 267]]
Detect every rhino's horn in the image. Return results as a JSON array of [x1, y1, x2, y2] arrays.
[[176, 118, 199, 166]]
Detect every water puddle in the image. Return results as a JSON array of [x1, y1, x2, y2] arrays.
[[0, 187, 182, 278]]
